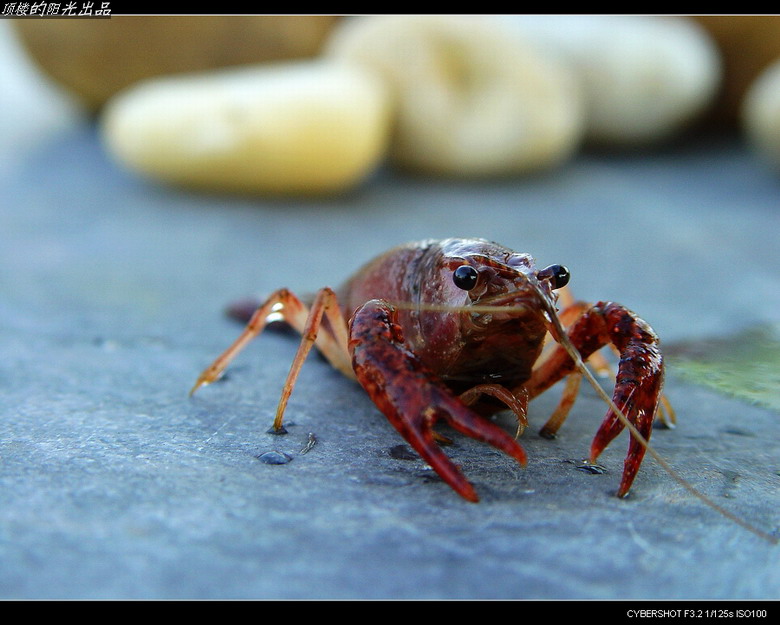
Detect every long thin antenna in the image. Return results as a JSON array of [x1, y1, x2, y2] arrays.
[[393, 299, 778, 545], [543, 305, 778, 546]]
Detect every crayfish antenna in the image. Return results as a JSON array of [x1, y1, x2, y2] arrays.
[[543, 305, 778, 546], [388, 298, 777, 544]]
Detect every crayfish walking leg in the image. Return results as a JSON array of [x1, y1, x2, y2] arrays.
[[191, 287, 354, 432]]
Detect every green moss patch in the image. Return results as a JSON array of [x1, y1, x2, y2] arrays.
[[667, 324, 780, 413]]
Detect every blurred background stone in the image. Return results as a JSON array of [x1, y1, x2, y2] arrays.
[[693, 16, 780, 126], [496, 16, 721, 147], [24, 15, 780, 195], [101, 60, 391, 195], [13, 16, 341, 110], [742, 58, 780, 171], [326, 15, 585, 178]]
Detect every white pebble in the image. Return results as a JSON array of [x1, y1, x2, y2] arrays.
[[101, 60, 391, 195], [743, 58, 780, 171], [326, 15, 585, 177], [495, 15, 721, 146]]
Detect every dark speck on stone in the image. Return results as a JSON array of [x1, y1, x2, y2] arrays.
[[257, 451, 293, 465], [389, 444, 419, 460], [722, 428, 755, 437], [565, 459, 607, 474]]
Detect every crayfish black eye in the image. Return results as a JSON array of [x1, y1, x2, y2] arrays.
[[538, 264, 570, 289], [452, 265, 479, 290]]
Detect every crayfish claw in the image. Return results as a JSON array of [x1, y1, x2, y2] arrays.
[[526, 301, 664, 498], [440, 404, 528, 469], [349, 299, 527, 502], [404, 423, 481, 502], [588, 303, 664, 497]]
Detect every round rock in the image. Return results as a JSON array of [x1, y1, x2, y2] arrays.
[[743, 58, 780, 171], [325, 15, 585, 177], [496, 15, 721, 147], [101, 60, 391, 195], [13, 16, 341, 109]]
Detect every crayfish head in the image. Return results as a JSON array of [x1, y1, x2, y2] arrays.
[[400, 238, 571, 384], [415, 239, 569, 384], [443, 247, 569, 334]]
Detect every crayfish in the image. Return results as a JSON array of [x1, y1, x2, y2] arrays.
[[191, 238, 673, 502]]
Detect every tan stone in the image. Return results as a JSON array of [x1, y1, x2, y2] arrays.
[[497, 16, 721, 147], [693, 16, 780, 125], [743, 59, 780, 171], [14, 16, 340, 109], [101, 60, 391, 195], [326, 15, 584, 177]]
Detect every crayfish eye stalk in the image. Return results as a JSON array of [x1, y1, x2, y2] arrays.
[[538, 264, 570, 290]]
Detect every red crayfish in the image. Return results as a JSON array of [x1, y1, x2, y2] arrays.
[[191, 238, 674, 502]]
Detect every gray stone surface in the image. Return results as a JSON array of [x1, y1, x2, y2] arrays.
[[1, 122, 778, 600], [2, 22, 780, 595]]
